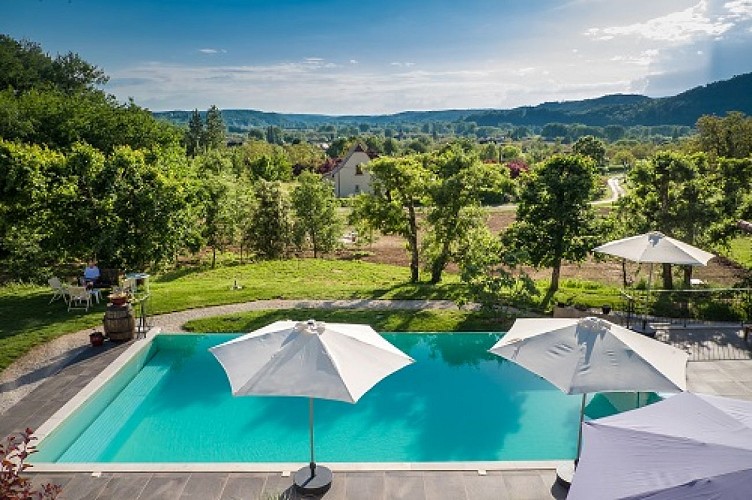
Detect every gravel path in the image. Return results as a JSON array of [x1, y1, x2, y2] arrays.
[[0, 299, 463, 413]]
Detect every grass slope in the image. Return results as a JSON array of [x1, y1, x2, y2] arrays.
[[0, 260, 461, 372], [184, 309, 512, 334]]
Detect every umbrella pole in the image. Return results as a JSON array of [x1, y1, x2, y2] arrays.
[[576, 393, 586, 463], [309, 397, 316, 476]]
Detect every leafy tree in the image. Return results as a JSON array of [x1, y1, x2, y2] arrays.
[[0, 35, 107, 94], [326, 137, 352, 158], [196, 151, 236, 268], [97, 146, 192, 271], [503, 154, 602, 307], [248, 180, 292, 259], [185, 109, 204, 157], [616, 152, 719, 288], [285, 142, 325, 170], [573, 135, 607, 170], [423, 148, 512, 283], [351, 156, 431, 282], [291, 171, 342, 257], [695, 112, 752, 159], [204, 105, 226, 151]]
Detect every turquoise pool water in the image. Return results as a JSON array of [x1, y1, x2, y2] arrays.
[[34, 333, 644, 463]]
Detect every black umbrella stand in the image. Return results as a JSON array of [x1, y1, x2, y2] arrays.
[[293, 398, 332, 495]]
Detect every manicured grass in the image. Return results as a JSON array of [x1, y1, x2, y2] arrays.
[[547, 279, 625, 310], [0, 283, 107, 372], [184, 308, 513, 333], [724, 236, 752, 269], [0, 260, 463, 372]]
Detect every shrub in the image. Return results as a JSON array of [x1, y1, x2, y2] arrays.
[[1, 428, 61, 499]]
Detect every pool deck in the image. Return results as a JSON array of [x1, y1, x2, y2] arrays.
[[2, 327, 752, 499]]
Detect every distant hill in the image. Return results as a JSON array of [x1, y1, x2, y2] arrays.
[[154, 72, 752, 129]]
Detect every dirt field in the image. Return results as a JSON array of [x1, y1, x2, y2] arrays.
[[338, 209, 748, 288]]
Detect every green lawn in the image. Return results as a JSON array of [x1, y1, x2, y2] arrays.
[[184, 308, 513, 334], [0, 257, 636, 374], [0, 260, 462, 372], [724, 236, 752, 269]]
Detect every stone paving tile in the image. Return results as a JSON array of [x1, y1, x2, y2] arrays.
[[179, 473, 229, 499], [219, 473, 267, 500], [57, 474, 112, 500], [462, 471, 509, 499], [423, 472, 467, 500], [383, 471, 426, 500], [95, 472, 152, 499], [344, 472, 386, 500], [138, 473, 190, 500], [502, 471, 552, 500]]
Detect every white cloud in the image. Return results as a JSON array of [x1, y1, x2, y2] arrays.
[[349, 59, 359, 64], [724, 0, 752, 19], [198, 48, 227, 54], [586, 1, 733, 42], [390, 62, 416, 67]]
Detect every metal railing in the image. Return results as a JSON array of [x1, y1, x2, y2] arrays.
[[619, 288, 752, 327]]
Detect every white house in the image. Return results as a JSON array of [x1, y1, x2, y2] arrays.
[[323, 143, 375, 197]]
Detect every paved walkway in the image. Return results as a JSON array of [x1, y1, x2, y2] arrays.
[[2, 299, 752, 499]]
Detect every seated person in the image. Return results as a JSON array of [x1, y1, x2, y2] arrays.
[[83, 260, 100, 289]]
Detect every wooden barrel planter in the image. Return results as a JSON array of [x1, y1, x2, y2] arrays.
[[103, 303, 135, 341]]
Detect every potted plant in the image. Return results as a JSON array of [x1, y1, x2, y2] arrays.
[[601, 304, 612, 315], [108, 291, 129, 306], [89, 330, 105, 347]]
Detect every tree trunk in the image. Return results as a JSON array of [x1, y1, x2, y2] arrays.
[[621, 258, 629, 288], [683, 266, 692, 288], [541, 260, 561, 309], [407, 204, 419, 283], [312, 232, 318, 259], [212, 246, 216, 269], [661, 263, 673, 290], [429, 240, 452, 284]]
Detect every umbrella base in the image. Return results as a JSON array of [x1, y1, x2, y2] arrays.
[[294, 464, 332, 495], [555, 462, 575, 489]]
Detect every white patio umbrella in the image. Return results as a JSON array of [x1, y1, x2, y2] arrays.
[[569, 392, 752, 499], [209, 319, 414, 495], [593, 231, 715, 266], [593, 231, 715, 331], [489, 317, 688, 484]]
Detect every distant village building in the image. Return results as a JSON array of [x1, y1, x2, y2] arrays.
[[321, 143, 376, 197]]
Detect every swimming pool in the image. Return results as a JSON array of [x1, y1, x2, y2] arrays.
[[32, 332, 646, 466]]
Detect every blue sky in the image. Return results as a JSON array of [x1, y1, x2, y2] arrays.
[[3, 0, 752, 114]]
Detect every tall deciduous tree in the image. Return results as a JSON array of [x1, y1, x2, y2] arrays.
[[573, 135, 607, 170], [696, 112, 752, 159], [204, 105, 226, 151], [185, 109, 204, 157], [291, 171, 342, 257], [351, 156, 431, 282], [248, 180, 292, 259], [616, 152, 719, 288], [503, 154, 602, 307], [423, 148, 512, 283]]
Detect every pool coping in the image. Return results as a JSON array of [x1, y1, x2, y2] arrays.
[[31, 329, 567, 474]]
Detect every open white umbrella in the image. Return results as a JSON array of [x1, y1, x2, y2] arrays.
[[593, 231, 715, 331], [209, 319, 414, 495], [593, 231, 715, 266], [569, 392, 752, 499], [489, 317, 688, 484]]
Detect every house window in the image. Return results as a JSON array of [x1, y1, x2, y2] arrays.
[[355, 164, 364, 175], [355, 184, 360, 193]]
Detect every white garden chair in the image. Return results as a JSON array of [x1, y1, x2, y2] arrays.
[[67, 286, 92, 312], [48, 277, 69, 305]]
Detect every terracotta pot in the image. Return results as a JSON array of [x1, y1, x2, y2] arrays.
[[90, 332, 105, 347], [109, 295, 128, 306]]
